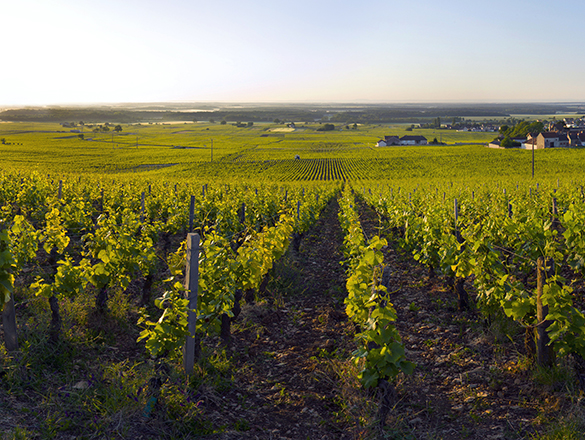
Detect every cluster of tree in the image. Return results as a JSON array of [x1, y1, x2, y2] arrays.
[[494, 120, 546, 148], [90, 124, 122, 133], [499, 120, 545, 138], [428, 137, 445, 145], [316, 123, 335, 132]]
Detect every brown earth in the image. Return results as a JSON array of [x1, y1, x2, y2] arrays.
[[198, 196, 580, 439]]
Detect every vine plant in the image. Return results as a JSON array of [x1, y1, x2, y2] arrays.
[[339, 187, 414, 388]]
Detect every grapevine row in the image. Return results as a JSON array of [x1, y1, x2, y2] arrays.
[[0, 170, 338, 354], [338, 186, 414, 388], [363, 181, 585, 363]]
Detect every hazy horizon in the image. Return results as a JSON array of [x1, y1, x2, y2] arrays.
[[5, 99, 585, 109], [4, 0, 585, 107]]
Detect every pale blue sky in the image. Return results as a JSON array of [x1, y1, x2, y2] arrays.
[[2, 0, 585, 105]]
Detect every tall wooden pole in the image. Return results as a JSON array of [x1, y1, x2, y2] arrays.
[[536, 257, 554, 367], [532, 139, 534, 179], [189, 195, 195, 232], [183, 233, 200, 375]]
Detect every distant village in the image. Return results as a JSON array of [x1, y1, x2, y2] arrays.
[[376, 116, 585, 149]]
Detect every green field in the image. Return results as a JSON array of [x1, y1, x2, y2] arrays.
[[1, 121, 583, 184], [3, 119, 585, 439]]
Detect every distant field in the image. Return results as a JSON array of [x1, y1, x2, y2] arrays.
[[0, 121, 582, 183], [510, 113, 584, 121]]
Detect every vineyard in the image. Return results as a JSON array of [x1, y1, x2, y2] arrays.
[[1, 121, 585, 439]]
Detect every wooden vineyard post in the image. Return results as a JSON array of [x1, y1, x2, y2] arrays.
[[2, 296, 18, 351], [453, 199, 469, 311], [58, 180, 63, 200], [183, 233, 201, 375], [140, 192, 146, 223], [536, 257, 554, 368], [238, 203, 246, 224], [551, 197, 559, 229], [189, 195, 195, 232], [532, 139, 534, 179]]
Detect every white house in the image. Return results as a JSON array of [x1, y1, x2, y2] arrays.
[[376, 134, 427, 146]]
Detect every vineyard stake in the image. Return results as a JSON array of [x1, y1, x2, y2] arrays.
[[552, 197, 559, 229], [140, 192, 146, 223], [58, 180, 62, 200], [2, 295, 18, 351], [536, 257, 554, 368], [183, 233, 201, 375], [453, 198, 469, 311], [532, 141, 534, 179], [239, 203, 246, 224], [189, 195, 196, 232]]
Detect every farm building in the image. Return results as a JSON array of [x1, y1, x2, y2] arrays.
[[399, 135, 427, 145], [521, 138, 539, 149], [567, 131, 585, 147], [376, 135, 427, 146], [376, 135, 401, 147], [535, 132, 569, 149], [520, 131, 585, 149]]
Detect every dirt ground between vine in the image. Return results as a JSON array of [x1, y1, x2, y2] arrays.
[[207, 196, 581, 439]]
